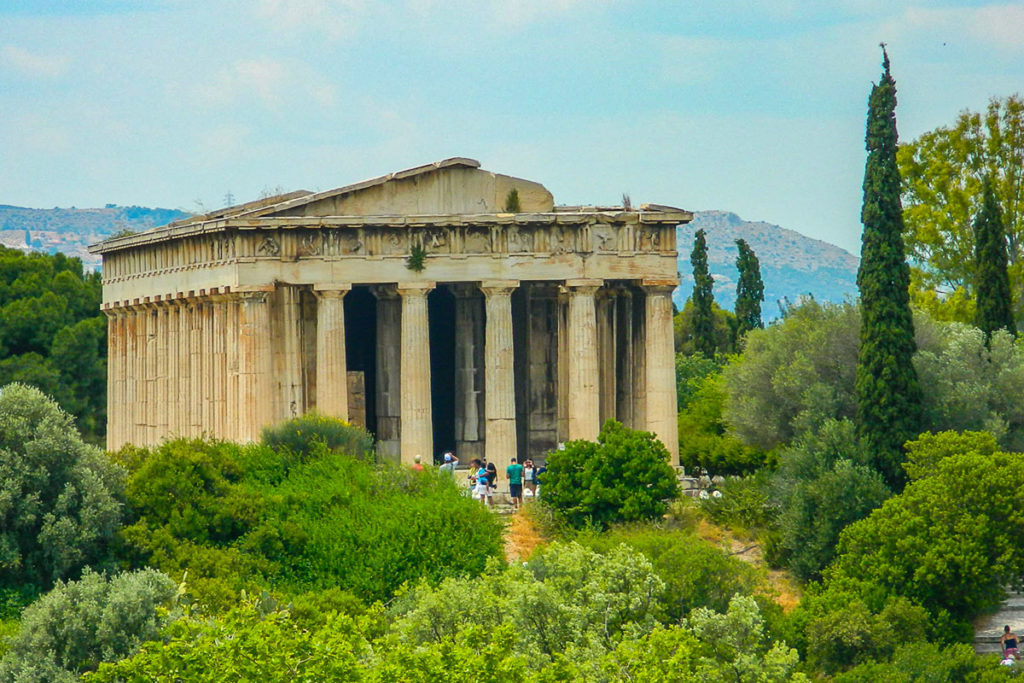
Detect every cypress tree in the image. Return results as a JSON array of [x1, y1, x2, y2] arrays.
[[973, 178, 1015, 339], [734, 238, 764, 340], [690, 228, 716, 357], [855, 47, 922, 489]]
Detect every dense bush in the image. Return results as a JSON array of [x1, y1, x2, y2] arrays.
[[678, 372, 766, 476], [0, 248, 106, 441], [0, 568, 177, 682], [260, 412, 374, 462], [827, 447, 1024, 625], [675, 351, 721, 411], [542, 421, 680, 530], [578, 524, 760, 621], [117, 434, 503, 605], [0, 383, 124, 590]]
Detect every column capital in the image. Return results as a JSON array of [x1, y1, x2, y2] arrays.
[[448, 282, 479, 298], [479, 280, 519, 297], [397, 281, 436, 298], [238, 290, 270, 305], [641, 278, 680, 295], [314, 283, 353, 296], [565, 278, 603, 297], [370, 284, 399, 300]]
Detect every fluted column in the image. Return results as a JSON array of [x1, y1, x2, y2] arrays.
[[314, 285, 351, 420], [135, 304, 149, 445], [177, 300, 191, 438], [567, 279, 602, 441], [597, 288, 617, 425], [212, 296, 227, 437], [398, 282, 434, 465], [202, 300, 215, 432], [189, 300, 203, 436], [156, 301, 170, 440], [104, 310, 120, 451], [225, 298, 239, 441], [451, 284, 484, 462], [481, 280, 518, 483], [166, 301, 179, 438], [615, 288, 635, 428], [373, 286, 402, 461], [276, 285, 303, 422], [556, 288, 569, 442], [238, 290, 273, 441], [632, 288, 647, 428], [644, 280, 679, 460], [124, 307, 138, 445]]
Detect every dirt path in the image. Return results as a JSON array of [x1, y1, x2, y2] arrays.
[[503, 507, 546, 562]]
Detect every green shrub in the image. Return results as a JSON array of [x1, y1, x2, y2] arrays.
[[542, 421, 680, 530], [578, 524, 759, 621], [0, 568, 177, 682], [678, 372, 767, 476], [260, 412, 374, 462], [0, 383, 125, 590], [699, 469, 777, 531]]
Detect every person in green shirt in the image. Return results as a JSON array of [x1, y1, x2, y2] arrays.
[[507, 458, 525, 511]]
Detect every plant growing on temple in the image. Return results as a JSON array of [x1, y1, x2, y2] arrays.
[[541, 421, 680, 530], [734, 238, 764, 342], [504, 188, 521, 212], [689, 228, 716, 357], [854, 47, 921, 489], [973, 178, 1015, 340], [406, 243, 427, 271]]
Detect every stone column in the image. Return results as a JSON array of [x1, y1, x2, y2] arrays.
[[276, 285, 304, 422], [314, 285, 351, 420], [124, 306, 138, 446], [373, 286, 401, 460], [398, 282, 435, 465], [104, 310, 119, 451], [166, 301, 179, 438], [481, 280, 518, 483], [177, 300, 191, 438], [632, 287, 647, 428], [597, 288, 617, 425], [556, 288, 569, 443], [225, 298, 239, 441], [202, 300, 215, 432], [212, 296, 227, 437], [644, 280, 679, 461], [566, 279, 602, 441], [451, 284, 484, 462], [156, 301, 169, 440], [615, 288, 635, 428], [238, 290, 273, 441], [189, 300, 203, 436], [137, 304, 150, 445]]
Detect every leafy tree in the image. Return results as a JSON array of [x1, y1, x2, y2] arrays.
[[899, 94, 1024, 318], [689, 228, 716, 357], [542, 421, 680, 529], [834, 641, 1008, 682], [673, 299, 735, 356], [973, 178, 1015, 338], [734, 238, 765, 341], [902, 430, 999, 481], [855, 48, 921, 488], [768, 420, 892, 584], [0, 384, 124, 590], [674, 351, 720, 411], [678, 373, 766, 477], [827, 448, 1024, 625], [0, 568, 177, 682], [722, 301, 861, 450]]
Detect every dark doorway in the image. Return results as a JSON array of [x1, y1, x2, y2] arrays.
[[428, 287, 456, 461], [344, 286, 377, 436]]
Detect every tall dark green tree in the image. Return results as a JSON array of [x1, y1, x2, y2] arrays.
[[855, 47, 922, 489], [734, 238, 764, 341], [690, 228, 716, 357], [973, 178, 1015, 339]]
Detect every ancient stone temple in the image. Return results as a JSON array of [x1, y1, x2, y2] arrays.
[[90, 158, 690, 474]]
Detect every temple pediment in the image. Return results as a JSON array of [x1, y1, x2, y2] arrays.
[[193, 157, 550, 222]]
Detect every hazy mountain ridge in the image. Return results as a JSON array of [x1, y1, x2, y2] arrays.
[[0, 204, 190, 269], [675, 211, 859, 321]]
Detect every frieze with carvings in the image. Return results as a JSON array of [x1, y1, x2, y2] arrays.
[[464, 228, 491, 254], [506, 226, 533, 253], [591, 223, 618, 253]]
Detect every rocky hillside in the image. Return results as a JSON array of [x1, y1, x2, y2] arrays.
[[675, 211, 859, 322], [0, 204, 190, 270]]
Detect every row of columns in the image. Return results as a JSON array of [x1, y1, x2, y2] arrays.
[[105, 279, 678, 468]]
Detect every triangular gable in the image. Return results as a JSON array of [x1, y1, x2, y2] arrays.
[[236, 157, 554, 219]]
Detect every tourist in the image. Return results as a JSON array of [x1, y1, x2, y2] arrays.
[[439, 451, 458, 475], [472, 460, 490, 504], [524, 459, 536, 498], [411, 454, 424, 472], [534, 462, 547, 499], [1003, 625, 1018, 658], [507, 457, 524, 511], [485, 461, 498, 507]]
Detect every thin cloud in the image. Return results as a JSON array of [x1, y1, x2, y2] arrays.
[[255, 0, 364, 40], [193, 58, 336, 109], [0, 45, 69, 78], [903, 4, 1024, 53]]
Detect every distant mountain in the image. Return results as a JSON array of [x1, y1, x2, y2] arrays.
[[675, 211, 859, 322], [0, 204, 190, 269]]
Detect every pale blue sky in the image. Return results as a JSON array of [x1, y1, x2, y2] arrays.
[[1, 0, 1021, 253]]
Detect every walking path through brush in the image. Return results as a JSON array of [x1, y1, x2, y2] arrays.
[[974, 591, 1024, 655]]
